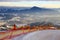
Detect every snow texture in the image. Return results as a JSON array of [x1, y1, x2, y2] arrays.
[[12, 30, 60, 40]]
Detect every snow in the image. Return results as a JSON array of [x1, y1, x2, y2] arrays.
[[12, 33, 29, 40], [12, 34, 25, 40], [23, 30, 60, 40], [12, 30, 60, 40]]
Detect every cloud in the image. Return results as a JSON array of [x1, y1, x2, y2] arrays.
[[0, 2, 60, 8], [0, 0, 57, 1], [8, 16, 21, 21]]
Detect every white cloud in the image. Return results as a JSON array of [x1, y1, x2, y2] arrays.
[[0, 1, 60, 8], [9, 16, 21, 21], [0, 0, 60, 2]]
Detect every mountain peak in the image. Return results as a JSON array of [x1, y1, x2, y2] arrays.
[[32, 6, 39, 8], [31, 6, 40, 10]]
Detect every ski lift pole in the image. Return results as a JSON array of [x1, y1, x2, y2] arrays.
[[22, 26, 24, 34], [9, 24, 16, 39], [28, 26, 30, 32]]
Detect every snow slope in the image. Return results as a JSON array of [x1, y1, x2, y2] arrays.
[[12, 33, 29, 40], [12, 30, 60, 40], [23, 30, 60, 40]]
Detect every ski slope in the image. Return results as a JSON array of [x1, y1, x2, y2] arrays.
[[12, 30, 60, 40]]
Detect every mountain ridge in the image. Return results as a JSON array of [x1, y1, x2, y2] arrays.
[[0, 6, 56, 13]]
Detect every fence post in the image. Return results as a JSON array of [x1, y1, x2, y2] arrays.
[[22, 26, 24, 34], [28, 26, 30, 32]]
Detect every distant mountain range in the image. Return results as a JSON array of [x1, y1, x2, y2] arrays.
[[30, 22, 60, 28], [0, 6, 60, 26], [0, 6, 58, 20], [0, 6, 30, 13], [30, 22, 54, 26], [19, 6, 57, 14], [0, 6, 59, 14]]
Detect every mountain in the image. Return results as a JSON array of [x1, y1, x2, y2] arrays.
[[30, 22, 54, 26], [19, 6, 59, 14], [30, 22, 60, 28], [0, 6, 60, 26], [30, 6, 53, 11], [0, 6, 59, 14], [0, 6, 30, 13]]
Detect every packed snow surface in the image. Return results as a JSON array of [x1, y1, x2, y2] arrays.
[[23, 30, 60, 40], [12, 30, 60, 40]]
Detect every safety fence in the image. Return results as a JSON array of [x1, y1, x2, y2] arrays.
[[0, 28, 37, 40], [0, 25, 57, 40]]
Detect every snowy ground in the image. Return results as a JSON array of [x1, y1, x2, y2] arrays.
[[12, 30, 60, 40], [12, 33, 28, 40]]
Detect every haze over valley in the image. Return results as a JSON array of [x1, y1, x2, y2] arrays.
[[0, 6, 60, 27]]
